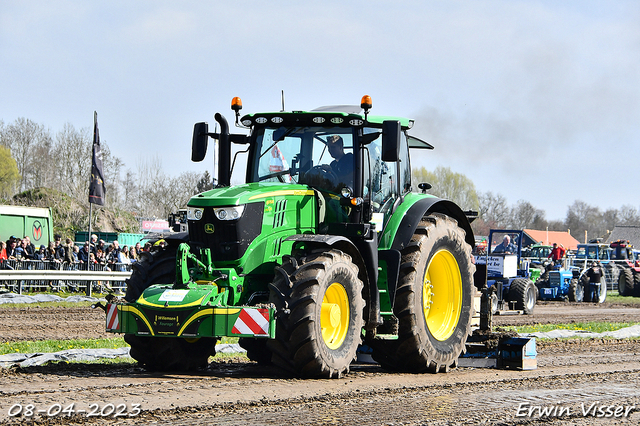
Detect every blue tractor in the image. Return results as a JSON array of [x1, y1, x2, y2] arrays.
[[474, 230, 537, 315], [536, 260, 584, 302]]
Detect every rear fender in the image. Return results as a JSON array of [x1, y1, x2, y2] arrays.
[[384, 195, 475, 252], [380, 195, 475, 312]]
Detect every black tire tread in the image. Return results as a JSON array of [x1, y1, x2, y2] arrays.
[[266, 249, 364, 378], [568, 278, 583, 303], [123, 243, 217, 371], [619, 268, 635, 297], [368, 213, 475, 373], [509, 278, 536, 314]]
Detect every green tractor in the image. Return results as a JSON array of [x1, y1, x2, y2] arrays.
[[103, 96, 477, 378]]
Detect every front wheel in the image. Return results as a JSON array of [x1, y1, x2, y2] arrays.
[[123, 243, 217, 371], [267, 249, 364, 378], [369, 214, 475, 373], [568, 278, 584, 302], [125, 335, 217, 371]]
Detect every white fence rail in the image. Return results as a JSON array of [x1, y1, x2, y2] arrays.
[[0, 260, 133, 296]]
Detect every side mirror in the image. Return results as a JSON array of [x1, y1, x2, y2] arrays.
[[382, 120, 400, 162], [418, 182, 432, 193], [192, 122, 209, 162]]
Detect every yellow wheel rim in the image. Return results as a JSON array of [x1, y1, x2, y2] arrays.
[[423, 249, 463, 341], [321, 283, 350, 350]]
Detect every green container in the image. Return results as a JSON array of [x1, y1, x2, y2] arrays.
[[0, 205, 53, 246]]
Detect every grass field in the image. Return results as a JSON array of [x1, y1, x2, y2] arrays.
[[499, 321, 640, 335]]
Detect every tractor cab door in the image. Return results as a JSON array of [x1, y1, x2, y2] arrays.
[[362, 126, 411, 234]]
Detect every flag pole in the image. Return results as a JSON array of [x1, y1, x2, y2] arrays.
[[88, 110, 106, 294], [86, 111, 101, 296], [86, 111, 96, 296]]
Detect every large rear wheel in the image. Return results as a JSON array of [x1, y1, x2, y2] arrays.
[[618, 268, 635, 296], [509, 278, 536, 314], [369, 214, 475, 373], [123, 243, 217, 371], [267, 249, 364, 378]]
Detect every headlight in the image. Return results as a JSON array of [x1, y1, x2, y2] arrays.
[[187, 208, 203, 220], [214, 205, 245, 221]]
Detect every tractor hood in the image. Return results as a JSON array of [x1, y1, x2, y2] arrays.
[[187, 182, 316, 208], [185, 182, 319, 263]]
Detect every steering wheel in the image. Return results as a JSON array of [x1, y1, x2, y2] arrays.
[[302, 165, 339, 191]]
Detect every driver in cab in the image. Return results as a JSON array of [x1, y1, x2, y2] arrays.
[[493, 235, 517, 254], [327, 135, 353, 188]]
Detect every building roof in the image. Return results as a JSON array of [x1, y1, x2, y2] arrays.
[[523, 229, 581, 251], [606, 225, 640, 248]]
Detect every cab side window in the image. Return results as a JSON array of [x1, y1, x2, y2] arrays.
[[398, 132, 411, 194], [366, 135, 397, 215]]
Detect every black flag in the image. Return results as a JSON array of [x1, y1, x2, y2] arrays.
[[89, 112, 106, 205]]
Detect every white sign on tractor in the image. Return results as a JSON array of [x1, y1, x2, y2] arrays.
[[487, 255, 518, 278]]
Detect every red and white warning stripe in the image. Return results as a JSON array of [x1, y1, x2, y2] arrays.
[[232, 308, 269, 335], [106, 303, 120, 331]]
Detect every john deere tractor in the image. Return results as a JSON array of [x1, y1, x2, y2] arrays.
[[102, 96, 477, 378]]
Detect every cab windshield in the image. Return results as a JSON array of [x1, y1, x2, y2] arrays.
[[249, 126, 355, 193]]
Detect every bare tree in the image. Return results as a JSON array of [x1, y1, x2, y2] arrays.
[[1, 118, 52, 191], [509, 200, 547, 230], [52, 123, 92, 200], [477, 191, 511, 229], [122, 169, 139, 213], [565, 200, 607, 241], [618, 205, 640, 226]]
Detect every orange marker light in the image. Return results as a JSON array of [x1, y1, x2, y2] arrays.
[[360, 95, 372, 110], [231, 97, 243, 112]]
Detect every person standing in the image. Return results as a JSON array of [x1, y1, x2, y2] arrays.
[[586, 261, 603, 302], [548, 243, 566, 264], [78, 242, 90, 264], [0, 241, 7, 261]]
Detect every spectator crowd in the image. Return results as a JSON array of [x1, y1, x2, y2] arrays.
[[0, 233, 152, 271]]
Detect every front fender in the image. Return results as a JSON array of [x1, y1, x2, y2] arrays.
[[284, 234, 381, 330]]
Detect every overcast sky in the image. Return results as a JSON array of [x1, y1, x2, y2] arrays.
[[1, 1, 638, 220]]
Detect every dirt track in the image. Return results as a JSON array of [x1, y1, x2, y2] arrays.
[[1, 301, 640, 425], [3, 301, 640, 343]]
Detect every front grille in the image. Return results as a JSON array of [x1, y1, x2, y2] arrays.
[[549, 271, 561, 287], [188, 202, 264, 261]]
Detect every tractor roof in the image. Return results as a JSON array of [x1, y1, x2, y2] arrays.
[[239, 109, 434, 149], [240, 110, 414, 129]]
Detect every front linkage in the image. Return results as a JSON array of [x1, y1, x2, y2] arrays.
[[104, 243, 276, 340]]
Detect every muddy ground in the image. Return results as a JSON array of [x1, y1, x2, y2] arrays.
[[1, 301, 640, 425]]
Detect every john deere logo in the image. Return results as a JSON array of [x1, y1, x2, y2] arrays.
[[204, 223, 215, 234], [33, 221, 43, 241]]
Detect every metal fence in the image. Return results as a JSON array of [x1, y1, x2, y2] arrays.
[[0, 259, 133, 296]]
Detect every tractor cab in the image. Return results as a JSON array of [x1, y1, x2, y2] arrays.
[[191, 97, 434, 239]]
